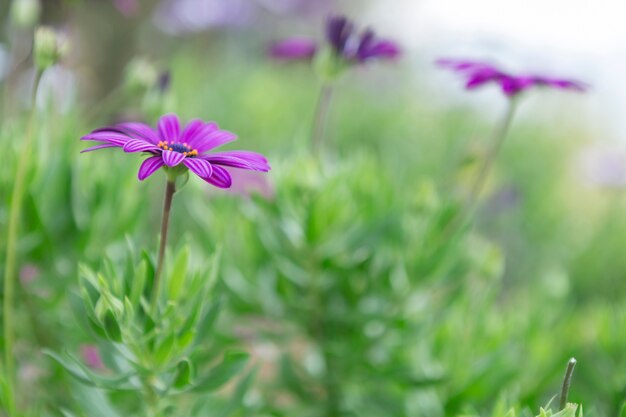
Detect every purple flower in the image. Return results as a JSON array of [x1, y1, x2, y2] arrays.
[[270, 14, 400, 64], [437, 58, 587, 97], [80, 345, 104, 370], [81, 114, 270, 188]]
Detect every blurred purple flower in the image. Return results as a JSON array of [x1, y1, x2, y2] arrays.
[[224, 169, 275, 199], [81, 114, 270, 188], [113, 0, 139, 17], [19, 264, 40, 285], [270, 14, 400, 64], [80, 345, 104, 370], [437, 58, 587, 97], [577, 145, 626, 188], [154, 0, 255, 34], [270, 37, 317, 60]]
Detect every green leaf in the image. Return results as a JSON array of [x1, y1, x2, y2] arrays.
[[194, 299, 222, 345], [168, 245, 190, 301], [154, 333, 176, 367], [103, 310, 122, 342], [130, 259, 147, 307], [173, 358, 195, 389], [190, 352, 249, 393]]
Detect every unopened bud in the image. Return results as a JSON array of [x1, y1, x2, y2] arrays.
[[34, 26, 68, 70], [124, 57, 158, 92], [10, 0, 41, 28]]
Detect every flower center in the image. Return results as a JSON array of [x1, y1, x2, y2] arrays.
[[157, 141, 198, 157]]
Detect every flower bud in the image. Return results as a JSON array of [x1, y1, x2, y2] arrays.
[[124, 57, 158, 93], [10, 0, 41, 28], [34, 26, 68, 70]]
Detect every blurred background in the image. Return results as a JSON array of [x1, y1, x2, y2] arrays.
[[1, 0, 626, 416]]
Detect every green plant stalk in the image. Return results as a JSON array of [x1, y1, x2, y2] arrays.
[[2, 69, 43, 415], [465, 98, 518, 213], [311, 83, 334, 156], [559, 358, 577, 410], [151, 179, 176, 314]]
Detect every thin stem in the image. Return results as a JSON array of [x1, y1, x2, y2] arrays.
[[311, 83, 334, 156], [2, 69, 43, 414], [559, 357, 577, 410], [465, 99, 517, 213], [433, 100, 519, 247], [150, 180, 176, 314]]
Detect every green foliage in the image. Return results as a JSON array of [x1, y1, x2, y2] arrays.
[[46, 245, 250, 416]]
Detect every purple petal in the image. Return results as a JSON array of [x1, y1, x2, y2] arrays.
[[81, 131, 131, 146], [364, 40, 401, 60], [182, 121, 219, 149], [116, 122, 161, 144], [138, 156, 164, 180], [183, 158, 213, 179], [204, 151, 270, 171], [196, 130, 237, 153], [80, 143, 120, 153], [123, 139, 160, 153], [270, 38, 318, 60], [158, 114, 180, 143], [201, 165, 232, 188], [326, 15, 353, 54], [162, 150, 186, 167]]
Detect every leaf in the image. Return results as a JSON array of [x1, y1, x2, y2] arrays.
[[130, 259, 147, 307], [154, 333, 176, 367], [194, 299, 222, 346], [103, 310, 122, 343], [190, 352, 249, 393], [173, 358, 195, 389], [168, 245, 190, 301]]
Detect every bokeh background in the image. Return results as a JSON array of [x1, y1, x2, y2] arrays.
[[1, 1, 626, 416]]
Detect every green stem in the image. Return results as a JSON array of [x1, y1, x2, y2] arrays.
[[465, 99, 518, 213], [150, 180, 176, 314], [435, 99, 518, 245], [2, 69, 43, 414], [559, 358, 577, 410], [311, 83, 334, 156]]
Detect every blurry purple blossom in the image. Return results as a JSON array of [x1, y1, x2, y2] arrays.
[[19, 264, 40, 285], [154, 0, 256, 34], [577, 145, 626, 188], [224, 168, 275, 199], [80, 345, 104, 370], [113, 0, 139, 17], [437, 59, 587, 97], [270, 15, 400, 64]]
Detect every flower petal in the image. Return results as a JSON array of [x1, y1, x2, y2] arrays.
[[161, 150, 186, 167], [123, 139, 160, 153], [204, 151, 270, 171], [116, 122, 161, 144], [158, 114, 180, 143], [80, 143, 120, 153], [81, 131, 131, 146], [196, 129, 237, 153], [201, 165, 232, 188], [270, 38, 317, 60], [183, 158, 213, 179], [138, 156, 165, 181]]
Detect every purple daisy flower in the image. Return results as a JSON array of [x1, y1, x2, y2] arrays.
[[437, 58, 587, 97], [81, 114, 270, 188], [270, 14, 400, 64]]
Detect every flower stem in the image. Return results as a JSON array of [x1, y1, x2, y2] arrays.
[[559, 357, 577, 410], [2, 69, 43, 414], [151, 180, 176, 314], [465, 99, 517, 213], [311, 83, 334, 156]]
